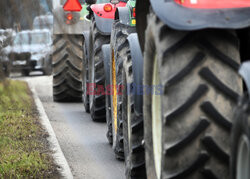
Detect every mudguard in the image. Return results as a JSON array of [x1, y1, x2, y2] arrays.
[[102, 44, 111, 88], [138, 0, 250, 31], [127, 33, 143, 114], [53, 6, 90, 34], [239, 61, 250, 96], [115, 7, 131, 26], [83, 31, 90, 61], [93, 14, 114, 34], [102, 44, 111, 112]]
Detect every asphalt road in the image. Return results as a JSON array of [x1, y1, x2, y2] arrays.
[[20, 74, 125, 179]]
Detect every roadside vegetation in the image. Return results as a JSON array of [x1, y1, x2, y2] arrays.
[[0, 80, 59, 178]]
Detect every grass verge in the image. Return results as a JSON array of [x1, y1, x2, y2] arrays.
[[0, 80, 60, 178]]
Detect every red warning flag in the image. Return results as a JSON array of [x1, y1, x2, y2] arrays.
[[63, 0, 82, 11]]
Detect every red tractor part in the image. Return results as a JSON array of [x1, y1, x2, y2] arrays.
[[135, 0, 250, 32], [63, 0, 82, 11], [91, 2, 126, 19], [174, 0, 250, 9]]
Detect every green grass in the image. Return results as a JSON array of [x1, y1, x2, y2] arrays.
[[0, 80, 59, 178]]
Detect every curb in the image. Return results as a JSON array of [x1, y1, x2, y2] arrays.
[[27, 82, 73, 179]]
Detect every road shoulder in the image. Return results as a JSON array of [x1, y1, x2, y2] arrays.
[[28, 81, 73, 179]]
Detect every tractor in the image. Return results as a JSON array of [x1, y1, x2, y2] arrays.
[[96, 1, 148, 178], [82, 0, 127, 122], [52, 0, 89, 102], [102, 1, 147, 178], [133, 0, 250, 179], [106, 0, 137, 160]]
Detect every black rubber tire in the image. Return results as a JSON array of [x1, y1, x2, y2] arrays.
[[143, 12, 242, 179], [22, 69, 30, 76], [89, 20, 109, 122], [106, 75, 113, 144], [3, 63, 10, 77], [101, 44, 113, 144], [43, 57, 52, 76], [110, 22, 136, 160], [43, 68, 52, 76], [52, 34, 83, 102], [122, 48, 146, 178], [230, 96, 250, 179], [82, 38, 90, 113]]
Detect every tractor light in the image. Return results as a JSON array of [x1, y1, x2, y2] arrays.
[[132, 8, 136, 17], [132, 19, 136, 25], [104, 4, 113, 12], [66, 13, 73, 20]]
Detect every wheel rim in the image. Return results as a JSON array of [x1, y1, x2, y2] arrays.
[[237, 134, 250, 179], [112, 49, 118, 134], [152, 54, 162, 179]]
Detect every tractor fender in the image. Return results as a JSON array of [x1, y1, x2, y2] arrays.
[[148, 0, 250, 31], [127, 33, 143, 114], [136, 0, 250, 35], [115, 7, 131, 26], [53, 6, 90, 34], [239, 61, 250, 96], [93, 13, 113, 35], [82, 31, 90, 62], [102, 44, 111, 87], [91, 3, 116, 19], [102, 44, 111, 112]]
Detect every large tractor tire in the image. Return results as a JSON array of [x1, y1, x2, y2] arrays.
[[82, 37, 90, 113], [230, 96, 250, 179], [101, 44, 113, 144], [43, 67, 52, 76], [52, 34, 83, 102], [43, 57, 52, 76], [89, 20, 109, 122], [110, 22, 136, 160], [22, 69, 30, 76], [143, 12, 242, 179], [122, 48, 146, 178]]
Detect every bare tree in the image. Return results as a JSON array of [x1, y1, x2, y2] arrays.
[[0, 0, 41, 30]]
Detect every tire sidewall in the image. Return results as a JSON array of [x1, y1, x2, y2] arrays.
[[231, 101, 250, 179], [82, 38, 90, 112], [122, 67, 131, 174], [143, 17, 162, 179], [89, 21, 95, 111]]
